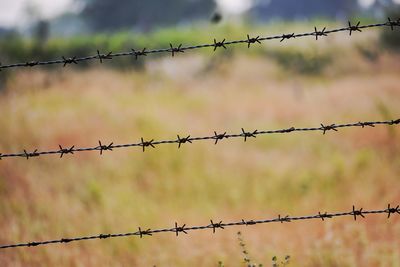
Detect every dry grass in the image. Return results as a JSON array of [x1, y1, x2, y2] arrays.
[[0, 35, 400, 266]]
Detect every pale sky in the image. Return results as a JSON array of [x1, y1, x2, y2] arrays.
[[0, 0, 75, 27], [0, 0, 399, 28]]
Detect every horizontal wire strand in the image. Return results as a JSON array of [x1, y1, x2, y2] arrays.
[[0, 119, 399, 160], [0, 19, 399, 71], [0, 204, 398, 249]]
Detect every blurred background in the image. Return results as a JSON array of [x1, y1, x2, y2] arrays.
[[0, 0, 400, 266]]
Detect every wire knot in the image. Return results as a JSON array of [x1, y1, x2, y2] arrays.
[[213, 131, 228, 145], [25, 61, 39, 67], [280, 33, 295, 42], [242, 219, 256, 225], [213, 38, 226, 51], [62, 56, 78, 67], [352, 205, 365, 221], [131, 48, 147, 60], [140, 138, 155, 152], [28, 242, 40, 247], [246, 34, 261, 48], [61, 238, 72, 243], [314, 27, 328, 40], [209, 220, 224, 233], [176, 135, 192, 148], [99, 234, 111, 239], [318, 212, 332, 221], [357, 121, 375, 128], [58, 145, 74, 158], [278, 215, 291, 223], [386, 204, 400, 218], [97, 50, 113, 63], [23, 149, 39, 160], [320, 124, 338, 135], [389, 119, 400, 125], [282, 127, 296, 133], [241, 128, 258, 142], [169, 44, 184, 57], [137, 227, 152, 238], [387, 17, 400, 31], [174, 222, 188, 236], [348, 21, 362, 36], [97, 141, 113, 155]]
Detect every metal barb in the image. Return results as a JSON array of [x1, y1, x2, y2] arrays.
[[318, 212, 332, 221], [389, 119, 400, 125], [97, 50, 113, 63], [213, 131, 228, 145], [246, 34, 261, 48], [174, 222, 188, 236], [386, 204, 400, 218], [387, 17, 400, 31], [58, 145, 75, 158], [352, 205, 365, 221], [137, 227, 152, 238], [131, 48, 147, 60], [97, 141, 113, 155], [209, 220, 224, 233], [280, 33, 295, 42], [314, 27, 328, 40], [169, 43, 184, 57], [213, 38, 226, 51], [348, 21, 362, 36], [177, 135, 192, 148], [278, 214, 291, 223], [140, 138, 155, 152], [320, 124, 338, 135], [241, 128, 258, 142], [23, 149, 39, 160], [62, 56, 77, 67]]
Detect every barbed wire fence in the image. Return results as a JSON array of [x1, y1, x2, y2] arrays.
[[1, 205, 398, 250], [0, 119, 398, 160], [0, 17, 399, 261], [0, 19, 399, 71]]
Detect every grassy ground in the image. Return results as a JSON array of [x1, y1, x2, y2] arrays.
[[0, 26, 400, 266]]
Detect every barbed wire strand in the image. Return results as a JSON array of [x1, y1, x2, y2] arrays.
[[0, 19, 399, 71], [0, 204, 398, 250], [0, 119, 399, 160]]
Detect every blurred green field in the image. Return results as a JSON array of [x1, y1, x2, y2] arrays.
[[0, 21, 400, 266]]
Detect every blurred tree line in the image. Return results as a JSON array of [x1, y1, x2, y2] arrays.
[[80, 0, 215, 32], [253, 0, 359, 20]]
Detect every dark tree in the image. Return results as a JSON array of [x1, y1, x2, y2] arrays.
[[80, 0, 215, 32], [253, 0, 359, 20]]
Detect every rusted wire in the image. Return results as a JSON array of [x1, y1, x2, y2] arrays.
[[0, 204, 398, 250], [0, 119, 398, 160], [0, 19, 399, 71]]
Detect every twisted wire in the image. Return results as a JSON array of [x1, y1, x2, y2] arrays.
[[1, 204, 398, 249], [0, 119, 398, 160], [0, 19, 399, 71]]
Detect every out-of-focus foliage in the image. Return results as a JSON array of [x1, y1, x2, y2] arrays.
[[380, 6, 400, 50], [252, 0, 359, 20]]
